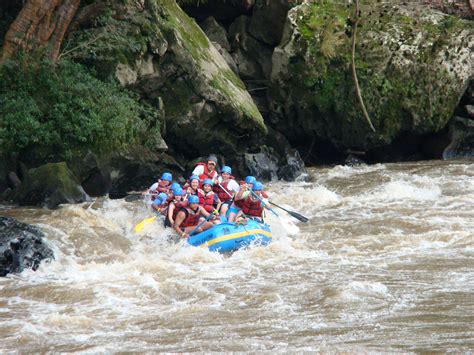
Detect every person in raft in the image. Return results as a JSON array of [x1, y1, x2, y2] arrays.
[[198, 179, 221, 224], [165, 187, 188, 228], [151, 192, 169, 213], [183, 174, 200, 196], [213, 165, 240, 218], [191, 154, 219, 183], [147, 172, 172, 200], [227, 175, 256, 222], [173, 195, 218, 238], [233, 181, 267, 222]]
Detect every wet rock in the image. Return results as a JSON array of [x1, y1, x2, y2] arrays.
[[0, 217, 54, 277], [443, 116, 474, 159], [68, 151, 111, 197], [8, 162, 88, 209], [244, 147, 280, 180], [344, 154, 366, 166], [7, 171, 21, 188], [269, 1, 474, 153], [278, 149, 307, 181]]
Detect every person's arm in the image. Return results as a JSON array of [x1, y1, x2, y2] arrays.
[[215, 196, 222, 212], [167, 203, 176, 224], [199, 206, 211, 218], [173, 211, 187, 238], [191, 165, 204, 176], [235, 186, 250, 201]]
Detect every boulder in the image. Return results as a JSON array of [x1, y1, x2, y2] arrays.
[[269, 1, 474, 153], [8, 162, 88, 208], [68, 151, 111, 197], [0, 217, 54, 276], [443, 116, 474, 159], [69, 1, 266, 157]]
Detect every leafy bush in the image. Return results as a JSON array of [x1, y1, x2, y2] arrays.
[[0, 58, 159, 160]]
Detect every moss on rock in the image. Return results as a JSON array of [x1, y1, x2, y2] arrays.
[[270, 0, 474, 150]]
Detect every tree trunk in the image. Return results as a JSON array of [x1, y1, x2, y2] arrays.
[[1, 0, 80, 62]]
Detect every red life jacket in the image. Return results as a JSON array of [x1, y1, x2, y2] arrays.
[[171, 199, 188, 219], [196, 162, 218, 181], [150, 180, 170, 199], [241, 195, 263, 217], [213, 179, 234, 202], [198, 189, 215, 213], [180, 206, 201, 227]]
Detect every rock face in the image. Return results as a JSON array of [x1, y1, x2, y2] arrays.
[[0, 217, 54, 276], [71, 0, 266, 158], [8, 162, 88, 208], [269, 1, 474, 153]]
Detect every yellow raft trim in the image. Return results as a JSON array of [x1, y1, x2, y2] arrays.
[[200, 229, 272, 248]]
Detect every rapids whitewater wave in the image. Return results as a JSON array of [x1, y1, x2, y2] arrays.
[[1, 160, 473, 352]]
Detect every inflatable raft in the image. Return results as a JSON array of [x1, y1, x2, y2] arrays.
[[187, 219, 272, 253]]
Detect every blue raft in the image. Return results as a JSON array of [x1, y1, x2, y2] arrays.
[[187, 219, 272, 253]]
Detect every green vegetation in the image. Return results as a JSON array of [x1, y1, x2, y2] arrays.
[[0, 58, 159, 161]]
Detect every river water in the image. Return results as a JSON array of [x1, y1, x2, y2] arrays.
[[0, 160, 473, 352]]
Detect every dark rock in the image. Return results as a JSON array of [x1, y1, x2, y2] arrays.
[[278, 149, 307, 181], [344, 154, 366, 166], [8, 162, 88, 209], [7, 171, 21, 188], [244, 147, 280, 180], [180, 0, 254, 21], [0, 217, 54, 277], [249, 0, 294, 46], [68, 151, 111, 197], [443, 116, 474, 159], [108, 149, 184, 199]]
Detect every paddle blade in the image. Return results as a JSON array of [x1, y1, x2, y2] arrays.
[[133, 216, 157, 233], [288, 211, 309, 223]]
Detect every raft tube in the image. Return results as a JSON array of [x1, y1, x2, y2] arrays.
[[187, 219, 272, 253]]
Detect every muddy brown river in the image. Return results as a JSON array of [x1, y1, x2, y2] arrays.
[[1, 160, 473, 352]]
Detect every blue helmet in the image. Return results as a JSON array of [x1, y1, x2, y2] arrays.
[[245, 176, 256, 184], [202, 179, 213, 187], [172, 187, 184, 196], [161, 172, 172, 182], [188, 195, 199, 204], [170, 182, 181, 190], [253, 181, 263, 191], [154, 192, 168, 205], [189, 175, 199, 182], [221, 166, 232, 174]]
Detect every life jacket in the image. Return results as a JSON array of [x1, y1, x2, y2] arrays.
[[196, 162, 218, 181], [170, 199, 188, 219], [180, 206, 201, 227], [198, 189, 215, 213], [213, 179, 234, 202], [150, 180, 170, 199], [241, 195, 263, 217]]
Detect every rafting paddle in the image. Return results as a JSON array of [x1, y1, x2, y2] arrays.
[[133, 212, 160, 233], [267, 201, 309, 223]]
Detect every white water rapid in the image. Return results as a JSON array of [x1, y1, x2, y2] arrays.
[[1, 160, 473, 352]]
